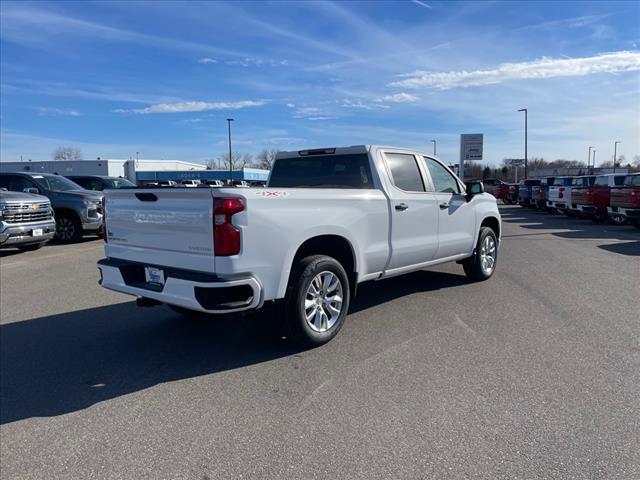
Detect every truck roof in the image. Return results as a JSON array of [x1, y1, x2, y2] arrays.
[[276, 145, 439, 160]]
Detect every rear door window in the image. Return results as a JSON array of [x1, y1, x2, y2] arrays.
[[384, 153, 425, 192]]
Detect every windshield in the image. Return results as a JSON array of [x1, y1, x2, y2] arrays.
[[105, 178, 135, 188], [32, 175, 84, 192]]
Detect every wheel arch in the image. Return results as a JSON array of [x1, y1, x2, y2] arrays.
[[284, 234, 358, 299], [480, 215, 501, 239]]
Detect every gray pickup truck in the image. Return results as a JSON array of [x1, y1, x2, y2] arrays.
[[0, 172, 103, 243], [0, 189, 56, 251]]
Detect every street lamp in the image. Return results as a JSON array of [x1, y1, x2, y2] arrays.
[[226, 118, 234, 183], [614, 141, 621, 173], [517, 109, 528, 178], [592, 149, 597, 172], [430, 139, 436, 156], [588, 146, 594, 171]]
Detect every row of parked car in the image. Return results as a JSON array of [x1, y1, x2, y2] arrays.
[[0, 172, 270, 252], [484, 173, 640, 228], [0, 173, 139, 252]]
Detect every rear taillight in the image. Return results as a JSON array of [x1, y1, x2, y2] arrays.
[[632, 190, 639, 208], [586, 187, 594, 203], [214, 197, 244, 256], [559, 187, 564, 199]]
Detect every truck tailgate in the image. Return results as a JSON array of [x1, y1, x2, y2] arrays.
[[104, 188, 216, 272]]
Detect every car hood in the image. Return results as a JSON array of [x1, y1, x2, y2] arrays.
[[53, 190, 104, 202], [0, 190, 50, 204]]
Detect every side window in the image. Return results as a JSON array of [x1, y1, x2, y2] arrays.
[[423, 157, 461, 194], [72, 178, 90, 189], [88, 180, 104, 191], [385, 153, 425, 192], [614, 176, 625, 186], [0, 175, 10, 189], [10, 176, 36, 192]]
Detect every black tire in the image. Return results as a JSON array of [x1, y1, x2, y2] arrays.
[[285, 255, 350, 348], [632, 220, 640, 230], [462, 227, 498, 282], [55, 212, 83, 243], [607, 213, 627, 226], [17, 242, 46, 252], [168, 304, 204, 319], [592, 208, 606, 223]]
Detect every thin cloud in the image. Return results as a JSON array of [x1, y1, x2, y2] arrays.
[[389, 51, 640, 90], [341, 99, 389, 110], [411, 0, 432, 9], [197, 58, 217, 64], [376, 93, 419, 103], [116, 100, 267, 114], [36, 107, 81, 116]]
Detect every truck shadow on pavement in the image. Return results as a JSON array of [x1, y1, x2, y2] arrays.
[[0, 302, 299, 425], [0, 270, 468, 425]]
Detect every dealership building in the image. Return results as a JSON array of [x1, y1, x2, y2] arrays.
[[0, 158, 270, 183]]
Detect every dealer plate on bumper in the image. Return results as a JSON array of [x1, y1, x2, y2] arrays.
[[32, 228, 43, 237], [144, 266, 165, 286]]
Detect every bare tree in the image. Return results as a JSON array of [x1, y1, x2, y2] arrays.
[[53, 146, 82, 161], [216, 152, 254, 171], [256, 148, 279, 170]]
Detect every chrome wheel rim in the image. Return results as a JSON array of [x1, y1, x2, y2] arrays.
[[304, 271, 343, 333], [480, 235, 496, 274], [611, 215, 625, 225], [56, 218, 75, 241]]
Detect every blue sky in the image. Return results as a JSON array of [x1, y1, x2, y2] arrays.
[[1, 0, 639, 166]]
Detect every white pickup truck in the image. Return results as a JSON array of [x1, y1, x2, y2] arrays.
[[98, 146, 501, 346]]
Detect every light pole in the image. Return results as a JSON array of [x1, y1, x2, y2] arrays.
[[613, 141, 621, 173], [226, 118, 234, 183], [518, 109, 528, 178], [430, 139, 436, 156], [592, 149, 596, 172], [588, 146, 594, 172]]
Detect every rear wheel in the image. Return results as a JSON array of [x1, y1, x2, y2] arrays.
[[55, 212, 82, 243], [17, 242, 46, 252], [285, 255, 350, 348], [632, 220, 640, 230], [462, 227, 498, 282]]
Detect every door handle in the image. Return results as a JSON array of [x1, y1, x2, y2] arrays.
[[439, 202, 449, 209], [395, 203, 409, 211]]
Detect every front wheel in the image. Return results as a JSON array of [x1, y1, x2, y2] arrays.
[[55, 212, 83, 243], [285, 255, 350, 348], [462, 227, 498, 282]]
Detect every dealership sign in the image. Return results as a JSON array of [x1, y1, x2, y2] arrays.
[[460, 134, 483, 161]]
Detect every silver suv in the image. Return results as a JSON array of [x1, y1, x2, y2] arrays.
[[0, 189, 56, 251]]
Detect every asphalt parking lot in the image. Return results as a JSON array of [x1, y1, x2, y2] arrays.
[[1, 205, 639, 480]]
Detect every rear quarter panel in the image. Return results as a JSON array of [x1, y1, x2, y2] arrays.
[[214, 188, 390, 300]]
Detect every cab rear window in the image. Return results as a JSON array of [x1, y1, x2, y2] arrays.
[[269, 154, 373, 189]]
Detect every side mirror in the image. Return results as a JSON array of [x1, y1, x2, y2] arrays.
[[23, 187, 40, 194], [465, 180, 484, 201]]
